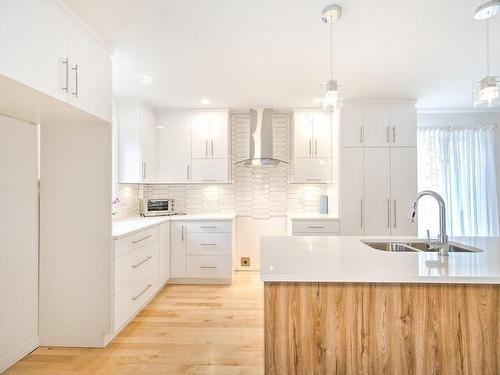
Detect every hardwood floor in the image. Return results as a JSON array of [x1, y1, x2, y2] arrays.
[[5, 271, 264, 375]]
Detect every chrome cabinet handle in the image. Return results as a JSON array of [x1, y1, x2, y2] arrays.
[[71, 64, 78, 97], [211, 140, 214, 156], [62, 58, 69, 92], [392, 126, 396, 143], [205, 140, 208, 156], [142, 162, 146, 180], [187, 165, 190, 180], [360, 127, 364, 143], [200, 243, 217, 246], [360, 199, 363, 228], [132, 256, 152, 269], [307, 226, 324, 229], [309, 139, 312, 156], [386, 126, 390, 142], [181, 224, 184, 241], [200, 226, 217, 229], [387, 199, 390, 227], [200, 266, 217, 269], [315, 139, 318, 156], [132, 284, 152, 301], [393, 199, 397, 228], [132, 234, 152, 244]]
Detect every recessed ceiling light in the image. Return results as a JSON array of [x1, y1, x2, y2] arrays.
[[313, 97, 322, 104], [200, 98, 211, 105], [475, 0, 500, 19], [141, 75, 152, 85]]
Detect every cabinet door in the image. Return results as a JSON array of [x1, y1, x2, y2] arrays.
[[191, 159, 229, 183], [341, 106, 364, 147], [118, 106, 142, 183], [292, 158, 332, 183], [340, 148, 364, 235], [390, 148, 418, 236], [67, 17, 111, 122], [141, 107, 156, 183], [170, 221, 186, 278], [156, 114, 192, 183], [209, 112, 229, 159], [293, 112, 314, 158], [313, 112, 332, 158], [390, 106, 417, 147], [0, 0, 69, 102], [363, 107, 391, 147], [159, 223, 171, 285], [191, 114, 210, 159], [363, 148, 391, 236]]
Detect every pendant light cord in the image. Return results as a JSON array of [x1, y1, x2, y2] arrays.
[[486, 18, 490, 76], [330, 15, 333, 80]]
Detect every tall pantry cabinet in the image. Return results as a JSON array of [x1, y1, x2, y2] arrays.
[[340, 103, 417, 236]]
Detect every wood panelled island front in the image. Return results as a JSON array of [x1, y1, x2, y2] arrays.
[[264, 282, 499, 375]]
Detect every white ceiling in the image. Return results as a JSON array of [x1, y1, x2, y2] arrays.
[[65, 0, 500, 109]]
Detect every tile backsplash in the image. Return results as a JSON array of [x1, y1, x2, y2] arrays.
[[113, 111, 334, 219]]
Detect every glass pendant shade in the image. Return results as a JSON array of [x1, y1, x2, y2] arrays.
[[474, 76, 500, 108], [322, 79, 342, 110]]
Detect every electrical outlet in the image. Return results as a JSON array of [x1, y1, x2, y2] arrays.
[[240, 257, 250, 267]]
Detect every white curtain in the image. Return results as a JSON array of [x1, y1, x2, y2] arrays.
[[417, 126, 499, 237]]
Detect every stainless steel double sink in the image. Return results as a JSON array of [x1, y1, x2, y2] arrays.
[[362, 240, 480, 253]]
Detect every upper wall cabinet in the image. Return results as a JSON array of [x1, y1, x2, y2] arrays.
[[0, 0, 112, 122], [341, 104, 416, 148], [117, 101, 156, 183], [291, 110, 333, 183]]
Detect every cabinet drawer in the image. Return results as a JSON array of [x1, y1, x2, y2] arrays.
[[292, 219, 339, 234], [114, 226, 159, 259], [114, 270, 157, 331], [115, 240, 158, 294], [186, 221, 231, 233], [186, 256, 232, 278], [186, 233, 231, 256]]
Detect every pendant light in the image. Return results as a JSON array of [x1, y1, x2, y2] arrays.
[[320, 4, 342, 110], [473, 5, 500, 107]]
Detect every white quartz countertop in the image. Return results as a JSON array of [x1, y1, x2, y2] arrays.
[[287, 213, 339, 220], [260, 236, 500, 284], [112, 213, 235, 239]]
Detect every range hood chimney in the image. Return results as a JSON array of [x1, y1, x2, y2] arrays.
[[235, 108, 288, 167]]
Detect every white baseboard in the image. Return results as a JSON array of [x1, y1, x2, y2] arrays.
[[0, 336, 39, 374]]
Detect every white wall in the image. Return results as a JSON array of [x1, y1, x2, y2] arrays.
[[417, 110, 500, 223], [0, 115, 39, 372]]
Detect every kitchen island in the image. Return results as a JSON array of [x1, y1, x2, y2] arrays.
[[261, 236, 500, 375]]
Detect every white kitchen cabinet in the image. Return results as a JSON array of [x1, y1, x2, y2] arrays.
[[363, 107, 391, 147], [340, 148, 364, 235], [363, 148, 391, 236], [191, 159, 229, 183], [191, 111, 229, 160], [289, 219, 340, 236], [156, 113, 192, 183], [208, 112, 229, 159], [159, 223, 171, 285], [117, 102, 156, 183], [0, 0, 111, 122], [292, 110, 333, 183], [191, 114, 211, 159], [390, 148, 418, 235], [340, 106, 364, 147], [170, 221, 186, 278], [390, 106, 417, 147]]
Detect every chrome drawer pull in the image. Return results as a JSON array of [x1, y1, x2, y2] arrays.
[[200, 266, 217, 269], [132, 235, 152, 244], [132, 284, 152, 301], [132, 256, 152, 269], [307, 226, 325, 229], [200, 243, 217, 246], [200, 226, 217, 229]]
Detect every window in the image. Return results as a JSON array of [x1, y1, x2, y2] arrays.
[[417, 126, 499, 237]]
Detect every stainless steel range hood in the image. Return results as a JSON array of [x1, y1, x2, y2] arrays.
[[235, 108, 289, 167]]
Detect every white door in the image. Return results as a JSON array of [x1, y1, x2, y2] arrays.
[[341, 106, 364, 147], [156, 114, 192, 183], [292, 158, 332, 183], [191, 159, 229, 183], [363, 107, 391, 147], [293, 112, 314, 158], [141, 107, 156, 183], [191, 114, 210, 159], [159, 223, 171, 285], [390, 106, 417, 147], [0, 115, 38, 367], [340, 148, 364, 235], [363, 148, 391, 236], [209, 112, 229, 159], [390, 148, 418, 235], [67, 17, 112, 122], [170, 221, 186, 278], [0, 0, 69, 102], [313, 112, 332, 158]]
